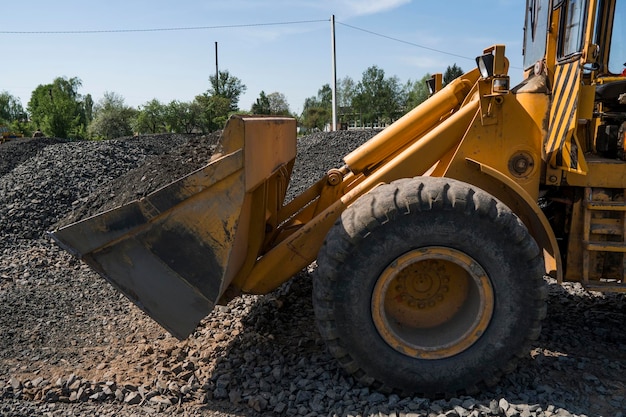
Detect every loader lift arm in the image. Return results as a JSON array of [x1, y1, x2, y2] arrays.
[[51, 46, 555, 397], [51, 0, 626, 398]]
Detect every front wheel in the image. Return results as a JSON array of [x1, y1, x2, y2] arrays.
[[313, 177, 547, 397]]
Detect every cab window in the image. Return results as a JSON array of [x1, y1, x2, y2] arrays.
[[523, 0, 551, 69], [608, 0, 625, 74], [559, 0, 588, 59]]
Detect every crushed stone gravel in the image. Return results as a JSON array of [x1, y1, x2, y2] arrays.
[[1, 129, 626, 417]]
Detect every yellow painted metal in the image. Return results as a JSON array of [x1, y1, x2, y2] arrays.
[[462, 159, 562, 282], [584, 283, 626, 293], [545, 61, 588, 174], [429, 77, 564, 279], [209, 115, 298, 290], [573, 187, 626, 288], [343, 69, 479, 174], [444, 85, 546, 197], [543, 6, 560, 84], [51, 148, 248, 338], [429, 73, 443, 95], [370, 247, 494, 359], [51, 115, 297, 338], [565, 158, 626, 188], [567, 193, 586, 283], [0, 126, 23, 141], [578, 84, 596, 122], [581, 1, 600, 67], [541, 0, 603, 177], [241, 98, 481, 294], [50, 0, 626, 341], [218, 115, 296, 192], [595, 1, 616, 73], [488, 44, 507, 76], [585, 242, 626, 252], [566, 185, 626, 286]]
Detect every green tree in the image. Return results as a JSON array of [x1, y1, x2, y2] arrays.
[[404, 73, 432, 110], [0, 91, 28, 135], [267, 92, 290, 115], [301, 84, 332, 131], [194, 69, 247, 132], [384, 75, 404, 119], [27, 77, 88, 138], [194, 94, 232, 133], [84, 93, 94, 124], [353, 66, 404, 126], [337, 76, 356, 109], [134, 99, 167, 134], [0, 91, 26, 123], [336, 76, 358, 128], [443, 64, 464, 86], [317, 84, 332, 108], [165, 100, 202, 134], [251, 91, 271, 114], [251, 91, 289, 115], [87, 91, 136, 140], [208, 70, 247, 112], [301, 105, 328, 131]]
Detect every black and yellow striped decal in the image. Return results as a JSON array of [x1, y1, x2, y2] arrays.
[[545, 61, 588, 174]]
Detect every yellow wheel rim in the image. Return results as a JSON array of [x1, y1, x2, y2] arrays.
[[371, 246, 494, 359]]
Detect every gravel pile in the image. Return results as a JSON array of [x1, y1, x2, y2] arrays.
[[1, 128, 626, 417], [0, 137, 70, 177]]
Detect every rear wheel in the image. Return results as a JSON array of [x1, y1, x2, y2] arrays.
[[313, 177, 547, 396]]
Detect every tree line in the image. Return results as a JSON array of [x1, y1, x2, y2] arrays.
[[0, 64, 463, 140]]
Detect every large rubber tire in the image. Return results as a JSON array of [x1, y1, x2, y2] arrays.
[[313, 177, 547, 397]]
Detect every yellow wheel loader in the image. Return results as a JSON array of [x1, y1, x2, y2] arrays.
[[0, 125, 24, 143], [51, 0, 626, 397]]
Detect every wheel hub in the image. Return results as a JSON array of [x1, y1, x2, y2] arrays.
[[391, 258, 469, 327], [371, 247, 494, 359]]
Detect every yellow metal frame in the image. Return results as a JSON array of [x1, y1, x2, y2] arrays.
[[371, 247, 494, 359], [241, 76, 483, 294], [240, 48, 562, 294], [236, 2, 625, 297], [53, 1, 626, 340]]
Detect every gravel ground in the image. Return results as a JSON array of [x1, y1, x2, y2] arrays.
[[1, 127, 626, 417]]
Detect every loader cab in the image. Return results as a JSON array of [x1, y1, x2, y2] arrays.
[[593, 0, 626, 76], [523, 0, 626, 290], [522, 0, 551, 71], [522, 0, 626, 167], [524, 0, 625, 75]]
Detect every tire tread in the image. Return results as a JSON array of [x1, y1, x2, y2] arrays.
[[314, 177, 547, 397]]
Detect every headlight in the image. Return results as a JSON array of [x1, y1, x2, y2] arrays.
[[476, 53, 495, 78]]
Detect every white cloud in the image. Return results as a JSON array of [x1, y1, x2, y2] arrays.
[[343, 0, 412, 16], [291, 0, 411, 18]]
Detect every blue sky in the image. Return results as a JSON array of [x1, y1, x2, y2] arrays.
[[2, 0, 526, 114]]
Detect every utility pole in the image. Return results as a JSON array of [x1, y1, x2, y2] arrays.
[[331, 15, 337, 131], [215, 41, 219, 95]]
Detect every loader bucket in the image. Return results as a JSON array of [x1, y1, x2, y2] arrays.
[[51, 115, 297, 339]]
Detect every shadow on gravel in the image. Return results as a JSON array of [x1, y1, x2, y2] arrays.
[[479, 280, 626, 416], [202, 276, 626, 417], [198, 271, 344, 416]]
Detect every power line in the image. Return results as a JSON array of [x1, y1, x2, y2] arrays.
[[0, 19, 329, 34], [336, 21, 475, 63], [2, 17, 475, 64], [2, 17, 511, 70]]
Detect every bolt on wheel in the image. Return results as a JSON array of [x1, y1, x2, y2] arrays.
[[371, 246, 494, 359], [313, 177, 546, 396]]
